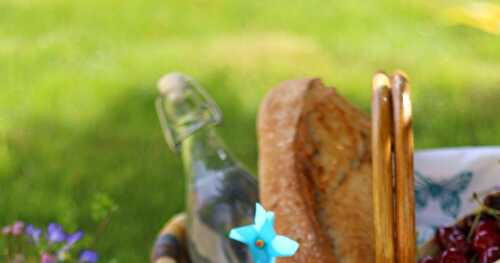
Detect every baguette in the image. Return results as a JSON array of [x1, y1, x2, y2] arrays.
[[258, 78, 374, 262]]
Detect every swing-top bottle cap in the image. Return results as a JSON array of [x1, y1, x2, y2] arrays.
[[157, 72, 188, 101], [155, 72, 222, 152]]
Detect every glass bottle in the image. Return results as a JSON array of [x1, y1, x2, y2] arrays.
[[155, 72, 258, 263]]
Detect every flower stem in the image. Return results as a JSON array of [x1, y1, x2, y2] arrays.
[[467, 208, 482, 241], [6, 236, 13, 263], [92, 212, 112, 247]]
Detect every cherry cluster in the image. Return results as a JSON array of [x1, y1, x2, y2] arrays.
[[419, 192, 500, 263]]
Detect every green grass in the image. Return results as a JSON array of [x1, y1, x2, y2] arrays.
[[1, 0, 500, 261]]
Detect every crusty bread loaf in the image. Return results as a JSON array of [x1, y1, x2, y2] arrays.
[[258, 78, 374, 263]]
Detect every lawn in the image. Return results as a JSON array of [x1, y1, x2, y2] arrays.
[[1, 0, 500, 261]]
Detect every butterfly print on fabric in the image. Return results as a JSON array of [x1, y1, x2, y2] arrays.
[[414, 171, 473, 218]]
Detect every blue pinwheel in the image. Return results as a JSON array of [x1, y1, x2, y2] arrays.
[[229, 203, 299, 263]]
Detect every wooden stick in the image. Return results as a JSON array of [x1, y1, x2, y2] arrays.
[[372, 72, 396, 263], [391, 71, 417, 263]]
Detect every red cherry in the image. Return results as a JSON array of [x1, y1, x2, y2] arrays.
[[463, 213, 494, 231], [479, 246, 500, 263], [473, 230, 500, 253], [475, 220, 499, 235], [436, 226, 470, 253], [440, 248, 470, 263], [418, 256, 438, 263]]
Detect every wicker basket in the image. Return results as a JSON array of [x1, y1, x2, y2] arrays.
[[151, 213, 191, 263]]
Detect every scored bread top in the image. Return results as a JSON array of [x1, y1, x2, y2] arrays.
[[258, 78, 374, 263]]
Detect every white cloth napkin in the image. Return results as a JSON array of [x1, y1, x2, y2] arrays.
[[415, 147, 500, 244]]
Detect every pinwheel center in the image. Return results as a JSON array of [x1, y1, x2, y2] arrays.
[[255, 239, 265, 248]]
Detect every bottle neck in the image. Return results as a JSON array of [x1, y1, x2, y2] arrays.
[[182, 127, 219, 156], [181, 126, 231, 170]]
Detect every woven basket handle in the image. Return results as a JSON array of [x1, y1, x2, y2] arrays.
[[372, 71, 416, 263], [150, 213, 191, 263]]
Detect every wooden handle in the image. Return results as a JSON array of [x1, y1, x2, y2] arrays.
[[391, 71, 417, 263], [372, 72, 396, 263]]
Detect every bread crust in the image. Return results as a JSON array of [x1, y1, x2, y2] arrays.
[[258, 78, 374, 263]]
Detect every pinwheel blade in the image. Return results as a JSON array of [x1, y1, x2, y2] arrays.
[[269, 235, 299, 257], [229, 225, 258, 244], [254, 203, 267, 229]]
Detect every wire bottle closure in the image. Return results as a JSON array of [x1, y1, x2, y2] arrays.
[[155, 72, 222, 152]]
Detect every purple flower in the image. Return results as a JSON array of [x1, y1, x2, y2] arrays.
[[41, 253, 57, 263], [67, 231, 84, 246], [79, 250, 98, 263], [26, 224, 42, 244], [47, 223, 66, 243], [12, 221, 25, 236], [60, 230, 84, 253]]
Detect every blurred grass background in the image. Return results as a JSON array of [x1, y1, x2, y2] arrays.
[[1, 0, 500, 261]]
